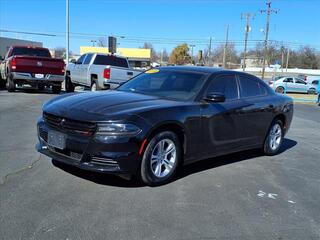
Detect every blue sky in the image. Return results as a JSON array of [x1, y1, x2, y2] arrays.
[[1, 0, 319, 54]]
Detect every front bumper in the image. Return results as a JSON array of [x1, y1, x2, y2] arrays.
[[12, 72, 64, 85], [36, 118, 142, 174]]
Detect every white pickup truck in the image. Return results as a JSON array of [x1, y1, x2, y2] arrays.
[[65, 53, 141, 92]]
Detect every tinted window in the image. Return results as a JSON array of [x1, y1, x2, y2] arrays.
[[118, 70, 206, 101], [83, 54, 93, 64], [11, 47, 51, 58], [94, 55, 129, 68], [295, 78, 306, 84], [76, 54, 86, 64], [205, 75, 238, 101], [259, 83, 269, 96], [239, 75, 261, 98], [283, 78, 293, 83]]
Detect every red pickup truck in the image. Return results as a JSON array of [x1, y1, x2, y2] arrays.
[[0, 46, 65, 93]]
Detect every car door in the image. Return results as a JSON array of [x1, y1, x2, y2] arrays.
[[237, 74, 274, 147], [78, 53, 93, 85], [200, 74, 245, 157], [283, 77, 294, 92], [294, 78, 308, 93], [71, 54, 86, 84]]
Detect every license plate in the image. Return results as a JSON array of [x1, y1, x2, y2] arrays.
[[48, 131, 66, 150], [35, 74, 44, 79]]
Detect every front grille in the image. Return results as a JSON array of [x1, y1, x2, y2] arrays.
[[91, 155, 119, 166], [43, 112, 97, 136], [48, 145, 83, 161]]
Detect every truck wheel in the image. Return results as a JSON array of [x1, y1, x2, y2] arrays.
[[65, 75, 74, 93], [6, 74, 15, 92], [52, 85, 61, 94]]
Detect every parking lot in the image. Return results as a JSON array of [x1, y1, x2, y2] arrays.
[[0, 89, 319, 240]]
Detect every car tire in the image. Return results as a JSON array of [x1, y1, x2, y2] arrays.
[[140, 131, 181, 186], [308, 88, 316, 95], [275, 87, 284, 94], [263, 119, 284, 156], [52, 85, 61, 94], [65, 75, 75, 93], [6, 74, 15, 92]]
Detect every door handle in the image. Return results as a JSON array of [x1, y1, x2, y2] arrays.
[[127, 71, 133, 76]]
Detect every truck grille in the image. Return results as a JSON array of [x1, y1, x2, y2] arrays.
[[43, 112, 97, 136]]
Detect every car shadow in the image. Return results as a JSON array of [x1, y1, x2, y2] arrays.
[[51, 138, 297, 188]]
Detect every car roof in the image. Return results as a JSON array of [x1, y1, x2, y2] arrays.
[[158, 66, 235, 74]]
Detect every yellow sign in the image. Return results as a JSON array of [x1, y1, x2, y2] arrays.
[[80, 46, 151, 59], [145, 69, 159, 74]]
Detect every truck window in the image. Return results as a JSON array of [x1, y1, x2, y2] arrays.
[[11, 47, 51, 58], [76, 54, 86, 64], [83, 54, 93, 64], [93, 55, 129, 68]]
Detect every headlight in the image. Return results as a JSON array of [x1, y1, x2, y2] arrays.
[[96, 123, 141, 136]]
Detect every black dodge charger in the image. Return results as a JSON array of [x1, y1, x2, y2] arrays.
[[37, 67, 293, 186]]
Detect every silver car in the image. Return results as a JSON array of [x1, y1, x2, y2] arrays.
[[271, 77, 317, 94]]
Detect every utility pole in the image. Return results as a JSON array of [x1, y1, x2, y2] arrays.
[[260, 1, 278, 79], [66, 0, 69, 63], [208, 37, 212, 67], [241, 13, 254, 71], [285, 48, 290, 72], [222, 24, 229, 68], [281, 45, 285, 73]]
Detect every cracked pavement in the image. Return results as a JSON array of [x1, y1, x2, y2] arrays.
[[0, 90, 319, 240]]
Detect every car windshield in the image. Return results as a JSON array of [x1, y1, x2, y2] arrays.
[[117, 69, 206, 101]]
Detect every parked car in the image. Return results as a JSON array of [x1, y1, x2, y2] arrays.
[[36, 67, 293, 186], [271, 77, 317, 94], [37, 67, 293, 185], [65, 53, 141, 92], [0, 46, 65, 93]]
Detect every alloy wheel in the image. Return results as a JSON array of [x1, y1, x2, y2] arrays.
[[150, 139, 176, 178], [269, 123, 282, 151]]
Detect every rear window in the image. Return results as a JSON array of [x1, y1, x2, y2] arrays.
[[11, 47, 51, 58], [93, 55, 128, 68]]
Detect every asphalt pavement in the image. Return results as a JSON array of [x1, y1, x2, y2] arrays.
[[0, 89, 319, 240]]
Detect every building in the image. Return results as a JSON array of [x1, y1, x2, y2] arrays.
[[241, 55, 263, 68], [0, 37, 43, 58], [80, 46, 151, 68]]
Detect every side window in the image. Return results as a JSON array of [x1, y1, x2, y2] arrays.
[[93, 55, 129, 68], [259, 82, 269, 96], [295, 78, 306, 84], [284, 78, 293, 83], [76, 54, 86, 64], [83, 54, 93, 65], [205, 75, 238, 101], [239, 75, 261, 98]]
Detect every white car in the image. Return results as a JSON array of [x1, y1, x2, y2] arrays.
[[65, 53, 141, 92], [271, 77, 317, 94]]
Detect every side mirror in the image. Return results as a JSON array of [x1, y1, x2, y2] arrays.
[[70, 59, 77, 64], [204, 93, 226, 103]]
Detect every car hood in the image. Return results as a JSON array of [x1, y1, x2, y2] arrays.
[[43, 91, 185, 122]]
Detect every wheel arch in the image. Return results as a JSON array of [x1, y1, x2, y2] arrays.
[[143, 121, 186, 159]]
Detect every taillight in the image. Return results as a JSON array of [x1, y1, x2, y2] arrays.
[[11, 57, 17, 70], [103, 68, 110, 79]]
